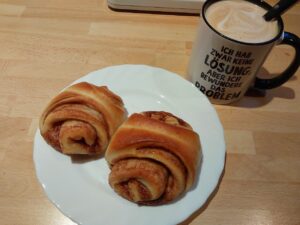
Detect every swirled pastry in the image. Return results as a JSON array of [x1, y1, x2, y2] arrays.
[[105, 111, 201, 205], [39, 82, 127, 155]]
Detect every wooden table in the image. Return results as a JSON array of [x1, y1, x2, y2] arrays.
[[0, 0, 299, 224]]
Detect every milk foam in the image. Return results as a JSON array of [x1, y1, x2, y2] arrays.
[[205, 0, 279, 43]]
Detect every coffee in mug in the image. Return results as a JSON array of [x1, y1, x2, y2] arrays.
[[188, 0, 300, 104], [205, 0, 278, 43]]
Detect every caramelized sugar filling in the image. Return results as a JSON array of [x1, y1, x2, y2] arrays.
[[142, 111, 192, 129]]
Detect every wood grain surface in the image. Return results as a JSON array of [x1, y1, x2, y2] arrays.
[[0, 0, 299, 225]]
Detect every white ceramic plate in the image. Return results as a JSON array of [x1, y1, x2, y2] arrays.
[[34, 65, 225, 225]]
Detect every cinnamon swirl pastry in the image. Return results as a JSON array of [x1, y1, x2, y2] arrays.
[[105, 111, 201, 205], [39, 82, 127, 155]]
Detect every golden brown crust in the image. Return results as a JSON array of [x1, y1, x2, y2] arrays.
[[39, 82, 127, 155], [105, 111, 201, 205]]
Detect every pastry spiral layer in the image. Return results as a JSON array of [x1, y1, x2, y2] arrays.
[[39, 82, 127, 155], [105, 111, 201, 205]]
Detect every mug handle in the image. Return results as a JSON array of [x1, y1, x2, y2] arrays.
[[254, 32, 300, 89]]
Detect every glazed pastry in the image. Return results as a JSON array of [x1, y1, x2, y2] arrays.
[[39, 82, 127, 155], [105, 111, 201, 205]]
